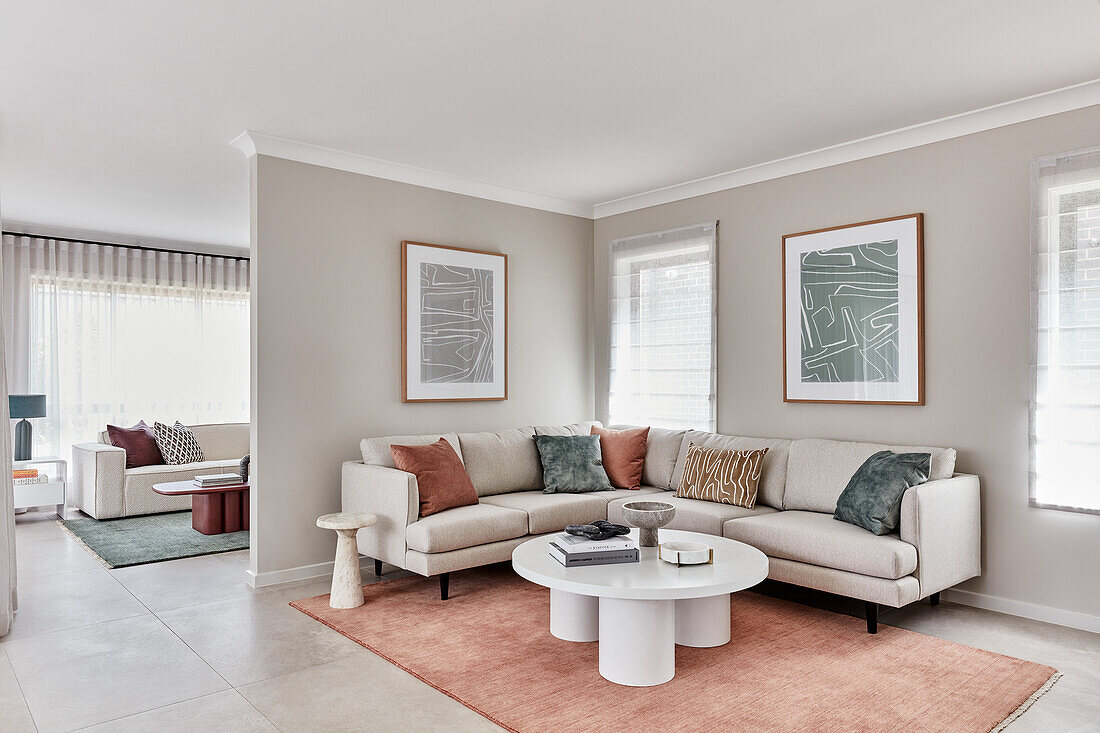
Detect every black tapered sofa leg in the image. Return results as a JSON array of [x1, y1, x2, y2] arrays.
[[929, 592, 940, 606], [865, 601, 878, 634], [440, 573, 450, 601], [374, 559, 383, 577]]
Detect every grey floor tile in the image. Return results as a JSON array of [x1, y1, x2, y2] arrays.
[[5, 614, 228, 732], [109, 554, 262, 613], [5, 568, 148, 641], [238, 652, 502, 733], [0, 646, 36, 733], [77, 690, 277, 732], [157, 591, 363, 686]]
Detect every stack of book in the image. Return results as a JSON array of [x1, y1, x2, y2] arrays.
[[549, 533, 639, 567], [13, 469, 48, 486], [193, 473, 244, 488]]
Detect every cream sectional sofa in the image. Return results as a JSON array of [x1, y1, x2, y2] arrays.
[[342, 422, 981, 632], [71, 423, 250, 519]]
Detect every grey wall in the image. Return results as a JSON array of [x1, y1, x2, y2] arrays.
[[250, 156, 593, 576], [593, 105, 1100, 619]]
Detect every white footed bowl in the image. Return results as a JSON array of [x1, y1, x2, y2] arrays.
[[659, 540, 713, 565]]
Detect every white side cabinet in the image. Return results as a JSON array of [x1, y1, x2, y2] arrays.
[[13, 456, 67, 518]]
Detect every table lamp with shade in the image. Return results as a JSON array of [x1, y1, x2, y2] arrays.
[[9, 394, 46, 461]]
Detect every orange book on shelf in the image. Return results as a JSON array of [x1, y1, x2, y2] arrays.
[[12, 469, 38, 479]]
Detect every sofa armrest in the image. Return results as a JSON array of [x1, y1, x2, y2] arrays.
[[341, 461, 418, 570], [71, 443, 126, 519], [900, 473, 981, 598]]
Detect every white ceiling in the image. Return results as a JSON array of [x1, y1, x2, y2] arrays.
[[3, 1, 1100, 249]]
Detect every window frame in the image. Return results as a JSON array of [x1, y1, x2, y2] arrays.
[[606, 221, 718, 432], [1029, 146, 1100, 515]]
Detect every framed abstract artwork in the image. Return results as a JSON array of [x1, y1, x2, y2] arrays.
[[782, 214, 924, 405], [401, 241, 507, 402]]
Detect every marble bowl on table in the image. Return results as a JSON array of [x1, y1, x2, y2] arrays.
[[620, 500, 676, 547]]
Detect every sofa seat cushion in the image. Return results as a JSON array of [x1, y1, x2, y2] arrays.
[[405, 504, 528, 554], [722, 511, 918, 580], [458, 427, 542, 496], [608, 494, 777, 536], [598, 487, 667, 504], [480, 491, 609, 534], [125, 458, 241, 481], [121, 459, 241, 516]]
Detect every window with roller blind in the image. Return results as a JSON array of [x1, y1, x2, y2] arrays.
[[1031, 147, 1100, 514], [607, 222, 717, 431]]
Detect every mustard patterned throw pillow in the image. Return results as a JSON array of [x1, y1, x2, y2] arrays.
[[676, 443, 769, 509]]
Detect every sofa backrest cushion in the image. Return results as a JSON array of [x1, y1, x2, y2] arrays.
[[669, 432, 791, 509], [362, 433, 463, 468], [784, 438, 957, 513], [888, 444, 957, 481], [101, 423, 249, 462], [608, 425, 686, 490], [458, 427, 542, 495], [189, 423, 251, 461], [533, 421, 602, 436]]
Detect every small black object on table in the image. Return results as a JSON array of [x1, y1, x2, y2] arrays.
[[564, 520, 630, 541]]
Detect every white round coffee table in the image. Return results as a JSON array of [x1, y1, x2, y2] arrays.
[[512, 528, 768, 687]]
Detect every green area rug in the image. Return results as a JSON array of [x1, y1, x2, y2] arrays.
[[61, 511, 249, 568]]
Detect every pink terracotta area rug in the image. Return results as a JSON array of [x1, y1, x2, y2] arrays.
[[291, 565, 1058, 733]]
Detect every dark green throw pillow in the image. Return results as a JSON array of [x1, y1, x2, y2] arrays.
[[534, 435, 614, 494], [834, 450, 931, 535]]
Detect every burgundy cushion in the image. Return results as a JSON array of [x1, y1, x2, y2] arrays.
[[106, 421, 164, 469]]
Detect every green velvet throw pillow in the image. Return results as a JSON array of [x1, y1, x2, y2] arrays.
[[833, 450, 931, 535], [534, 435, 614, 494]]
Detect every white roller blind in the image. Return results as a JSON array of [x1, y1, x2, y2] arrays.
[[608, 222, 716, 431], [1030, 147, 1100, 514]]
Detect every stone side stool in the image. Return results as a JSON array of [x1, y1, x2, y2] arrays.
[[316, 512, 377, 609]]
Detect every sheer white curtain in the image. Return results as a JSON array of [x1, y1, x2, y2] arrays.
[[1030, 147, 1100, 513], [2, 234, 250, 460], [0, 230, 16, 637], [608, 222, 717, 431]]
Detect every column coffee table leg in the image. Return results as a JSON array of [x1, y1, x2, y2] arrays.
[[192, 494, 224, 534], [675, 594, 731, 647], [598, 597, 675, 686], [549, 589, 598, 642], [223, 491, 243, 532]]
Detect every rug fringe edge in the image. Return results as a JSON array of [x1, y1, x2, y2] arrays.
[[989, 670, 1062, 733], [56, 518, 115, 569]]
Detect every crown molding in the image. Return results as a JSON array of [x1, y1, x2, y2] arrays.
[[593, 77, 1100, 219], [229, 131, 594, 219], [231, 79, 1100, 223]]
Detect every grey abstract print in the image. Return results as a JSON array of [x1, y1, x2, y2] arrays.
[[419, 263, 494, 384], [799, 240, 899, 383]]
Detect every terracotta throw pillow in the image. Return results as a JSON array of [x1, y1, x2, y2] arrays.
[[676, 443, 769, 509], [106, 421, 164, 468], [391, 438, 479, 518], [590, 425, 649, 490]]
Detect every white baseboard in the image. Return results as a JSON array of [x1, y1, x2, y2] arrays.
[[245, 556, 377, 588], [944, 588, 1100, 634]]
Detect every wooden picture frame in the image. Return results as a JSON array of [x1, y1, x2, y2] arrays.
[[782, 213, 924, 405], [401, 241, 508, 402]]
